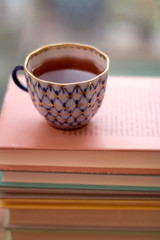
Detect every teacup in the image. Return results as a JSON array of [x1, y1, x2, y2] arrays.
[[12, 43, 109, 130]]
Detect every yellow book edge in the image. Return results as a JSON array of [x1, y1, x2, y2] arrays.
[[1, 199, 160, 210]]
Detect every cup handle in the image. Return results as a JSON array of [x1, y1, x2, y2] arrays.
[[12, 66, 28, 92]]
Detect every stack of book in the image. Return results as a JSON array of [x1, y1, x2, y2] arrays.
[[0, 76, 160, 240]]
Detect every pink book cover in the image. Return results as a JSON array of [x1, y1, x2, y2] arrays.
[[0, 76, 160, 174]]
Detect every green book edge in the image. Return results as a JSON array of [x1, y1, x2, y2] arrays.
[[0, 172, 160, 192]]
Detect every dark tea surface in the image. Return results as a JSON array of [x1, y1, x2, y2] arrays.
[[32, 57, 102, 83]]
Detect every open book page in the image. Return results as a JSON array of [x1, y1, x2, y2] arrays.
[[0, 76, 160, 150]]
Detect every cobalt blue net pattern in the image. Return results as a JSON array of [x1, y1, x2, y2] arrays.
[[26, 75, 107, 129]]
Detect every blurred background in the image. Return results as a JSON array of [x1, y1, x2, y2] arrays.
[[0, 0, 160, 110]]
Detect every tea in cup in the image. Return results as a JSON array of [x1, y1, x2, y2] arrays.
[[12, 43, 109, 130]]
